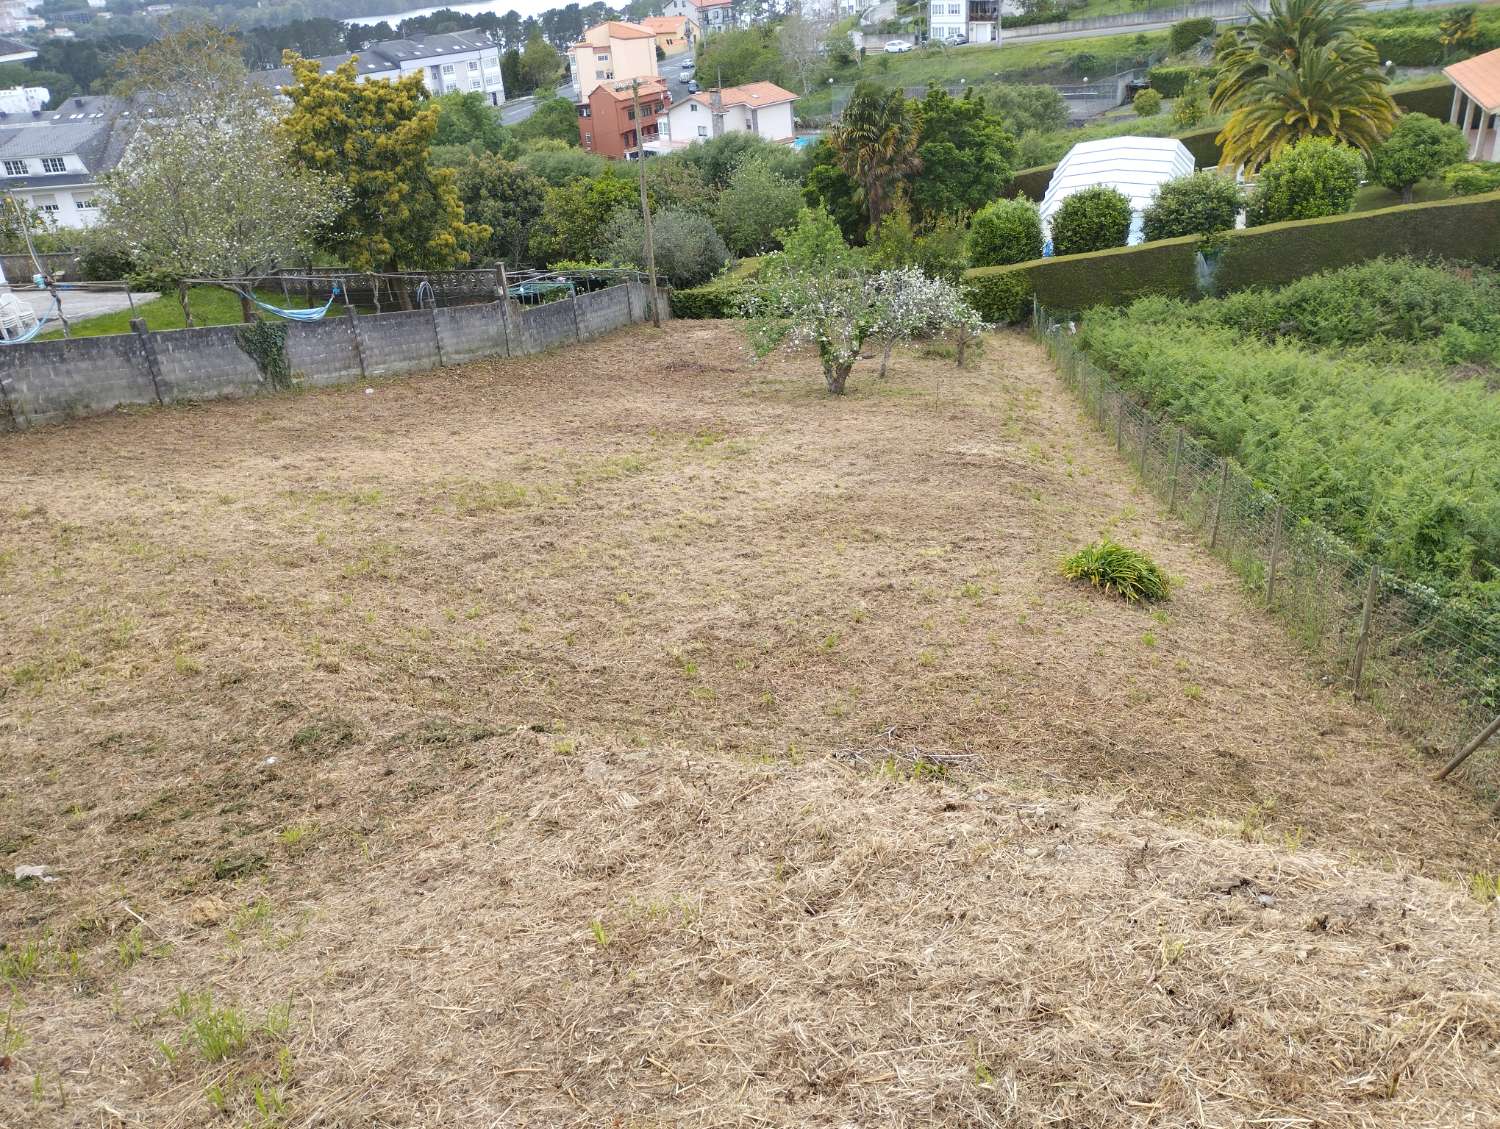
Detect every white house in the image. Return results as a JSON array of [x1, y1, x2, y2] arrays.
[[258, 29, 506, 105], [662, 0, 735, 32], [927, 0, 999, 43], [0, 95, 133, 230], [1040, 136, 1196, 247], [649, 81, 797, 151]]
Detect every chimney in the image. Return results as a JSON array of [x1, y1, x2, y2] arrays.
[[73, 96, 83, 107]]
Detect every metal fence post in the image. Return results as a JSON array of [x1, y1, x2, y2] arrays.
[[1209, 458, 1229, 549], [1350, 563, 1380, 697], [1138, 410, 1150, 475], [1167, 427, 1183, 513], [1266, 504, 1283, 606], [1114, 393, 1123, 452]]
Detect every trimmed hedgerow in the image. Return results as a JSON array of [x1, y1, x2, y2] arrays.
[[668, 257, 763, 318], [963, 268, 1034, 324]]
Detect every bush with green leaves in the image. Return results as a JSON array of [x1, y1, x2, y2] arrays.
[[969, 197, 1043, 266], [1062, 540, 1170, 602], [1168, 16, 1215, 53], [1141, 171, 1244, 241], [1144, 65, 1207, 96], [1050, 186, 1132, 256], [1132, 88, 1162, 117], [714, 159, 804, 256], [1443, 161, 1500, 196], [603, 207, 730, 288], [1245, 138, 1365, 226], [1370, 113, 1467, 203], [1171, 79, 1208, 128]]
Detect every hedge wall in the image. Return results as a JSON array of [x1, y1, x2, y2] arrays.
[[1213, 192, 1500, 292], [964, 192, 1500, 321], [965, 237, 1198, 322], [670, 257, 763, 318], [1002, 81, 1453, 201]]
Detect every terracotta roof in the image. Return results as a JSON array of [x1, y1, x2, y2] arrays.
[[592, 77, 669, 101], [641, 16, 690, 32], [600, 20, 656, 39], [682, 81, 797, 110], [688, 0, 733, 9], [1445, 47, 1500, 113]]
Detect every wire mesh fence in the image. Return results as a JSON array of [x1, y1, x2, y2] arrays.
[[1036, 308, 1500, 805]]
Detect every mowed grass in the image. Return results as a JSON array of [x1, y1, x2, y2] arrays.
[[41, 285, 329, 339], [3, 323, 1499, 1127]]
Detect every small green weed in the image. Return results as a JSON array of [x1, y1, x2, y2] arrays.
[[187, 1000, 249, 1062], [1061, 540, 1170, 602], [1468, 873, 1500, 903], [117, 927, 144, 969], [589, 920, 611, 947], [1, 941, 41, 983]]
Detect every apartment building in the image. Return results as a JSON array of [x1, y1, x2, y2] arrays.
[[260, 29, 506, 104], [651, 81, 796, 152], [640, 15, 699, 53], [0, 94, 132, 230], [567, 21, 659, 100], [577, 76, 669, 160], [927, 0, 999, 43]]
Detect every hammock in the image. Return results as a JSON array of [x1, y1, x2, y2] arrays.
[[231, 281, 343, 322], [0, 297, 58, 345]]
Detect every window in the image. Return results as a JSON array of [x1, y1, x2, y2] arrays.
[[442, 64, 454, 75], [596, 52, 609, 62], [578, 105, 591, 118], [697, 125, 708, 137], [41, 157, 65, 173], [596, 69, 608, 79], [584, 132, 592, 144], [470, 80, 481, 89], [948, 3, 959, 12], [689, 102, 698, 112], [74, 196, 96, 209], [468, 60, 478, 71], [627, 108, 635, 120], [35, 195, 57, 213], [3, 159, 26, 175]]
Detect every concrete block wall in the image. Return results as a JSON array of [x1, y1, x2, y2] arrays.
[[152, 325, 264, 403], [0, 282, 651, 432], [285, 317, 364, 388], [0, 334, 158, 429], [437, 302, 508, 365], [356, 309, 442, 378]]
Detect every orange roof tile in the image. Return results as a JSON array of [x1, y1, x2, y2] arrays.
[[1445, 47, 1500, 113], [593, 77, 669, 101], [641, 16, 689, 32], [683, 81, 797, 110], [599, 20, 655, 39]]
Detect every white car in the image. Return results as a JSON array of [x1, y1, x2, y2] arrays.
[[680, 61, 696, 76], [883, 40, 913, 53]]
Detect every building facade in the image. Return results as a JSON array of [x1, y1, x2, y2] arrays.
[[662, 0, 735, 32], [640, 15, 699, 54], [577, 76, 669, 160], [568, 21, 659, 100], [259, 30, 505, 104], [927, 0, 998, 43], [651, 81, 796, 152], [0, 94, 132, 230], [1445, 47, 1500, 161]]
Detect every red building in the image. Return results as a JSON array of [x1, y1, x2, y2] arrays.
[[577, 77, 670, 160]]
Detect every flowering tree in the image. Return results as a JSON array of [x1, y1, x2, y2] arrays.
[[745, 211, 988, 395], [99, 32, 340, 324], [873, 267, 989, 377]]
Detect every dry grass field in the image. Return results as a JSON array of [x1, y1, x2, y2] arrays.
[[3, 321, 1500, 1128]]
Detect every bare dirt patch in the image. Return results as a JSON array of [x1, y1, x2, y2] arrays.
[[3, 322, 1498, 1127]]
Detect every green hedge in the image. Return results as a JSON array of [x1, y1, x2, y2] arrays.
[[1002, 81, 1452, 201], [963, 192, 1500, 320], [1214, 192, 1500, 292], [670, 257, 762, 318], [1145, 64, 1210, 96], [965, 238, 1198, 322], [1368, 26, 1500, 66]]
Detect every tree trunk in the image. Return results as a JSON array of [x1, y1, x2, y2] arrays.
[[1401, 183, 1414, 205], [825, 360, 852, 395], [177, 282, 195, 328], [880, 338, 895, 379], [239, 292, 258, 324], [955, 329, 969, 368]]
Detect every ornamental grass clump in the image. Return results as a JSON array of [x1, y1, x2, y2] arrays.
[[1062, 540, 1171, 602]]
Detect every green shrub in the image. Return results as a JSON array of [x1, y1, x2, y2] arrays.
[[1062, 540, 1170, 602], [1076, 266, 1500, 591], [1168, 17, 1215, 53], [1246, 139, 1365, 225], [604, 207, 729, 288], [669, 258, 763, 318], [1370, 113, 1467, 203], [1444, 161, 1500, 196], [963, 267, 1034, 324], [1171, 79, 1208, 128], [970, 198, 1043, 267], [1142, 172, 1244, 241], [1132, 88, 1162, 117], [1145, 65, 1205, 97], [1051, 186, 1132, 256]]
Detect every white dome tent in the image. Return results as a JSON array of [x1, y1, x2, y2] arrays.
[[1039, 136, 1196, 249]]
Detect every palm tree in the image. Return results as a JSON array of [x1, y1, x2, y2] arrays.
[[1218, 42, 1397, 168], [1439, 7, 1479, 61], [829, 84, 922, 229], [1211, 0, 1371, 114]]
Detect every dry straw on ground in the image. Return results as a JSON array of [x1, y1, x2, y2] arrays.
[[2, 322, 1498, 1127]]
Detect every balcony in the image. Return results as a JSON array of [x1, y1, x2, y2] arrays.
[[969, 0, 997, 18]]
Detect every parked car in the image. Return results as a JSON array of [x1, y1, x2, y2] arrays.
[[686, 79, 700, 93], [680, 60, 695, 76], [883, 39, 913, 53], [952, 33, 968, 44]]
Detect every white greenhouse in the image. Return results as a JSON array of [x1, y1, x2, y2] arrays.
[[1039, 136, 1196, 248]]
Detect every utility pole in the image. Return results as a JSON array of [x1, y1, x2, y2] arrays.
[[630, 78, 660, 328]]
